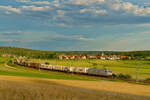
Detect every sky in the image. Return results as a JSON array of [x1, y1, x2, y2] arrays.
[[0, 0, 150, 51]]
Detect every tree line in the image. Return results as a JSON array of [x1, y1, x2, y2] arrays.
[[0, 46, 150, 59], [0, 47, 58, 59]]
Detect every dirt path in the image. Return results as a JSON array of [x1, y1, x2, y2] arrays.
[[0, 75, 150, 96]]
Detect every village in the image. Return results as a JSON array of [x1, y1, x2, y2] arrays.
[[0, 52, 130, 60], [58, 52, 131, 60]]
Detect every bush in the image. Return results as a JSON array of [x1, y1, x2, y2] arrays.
[[145, 78, 150, 82], [117, 73, 132, 80], [112, 73, 117, 78], [45, 62, 49, 65], [125, 74, 132, 79], [9, 60, 12, 63]]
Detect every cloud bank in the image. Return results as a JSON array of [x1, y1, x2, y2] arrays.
[[0, 0, 150, 26]]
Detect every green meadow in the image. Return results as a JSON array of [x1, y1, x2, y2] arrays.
[[0, 57, 150, 80], [0, 57, 108, 81], [31, 59, 150, 80]]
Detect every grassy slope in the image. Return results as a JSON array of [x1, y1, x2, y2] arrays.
[[0, 57, 111, 81], [0, 57, 150, 80], [31, 59, 150, 79]]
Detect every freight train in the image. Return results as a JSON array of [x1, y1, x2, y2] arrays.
[[14, 58, 112, 77]]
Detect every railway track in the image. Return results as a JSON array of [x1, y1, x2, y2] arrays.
[[14, 63, 150, 85]]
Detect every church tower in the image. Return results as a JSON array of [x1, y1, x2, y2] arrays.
[[101, 52, 105, 56]]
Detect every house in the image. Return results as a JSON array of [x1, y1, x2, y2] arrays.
[[111, 55, 121, 60], [96, 56, 101, 59], [81, 56, 87, 59], [58, 56, 63, 60], [121, 56, 128, 60], [64, 56, 69, 59], [101, 56, 106, 60], [69, 56, 75, 60], [87, 55, 97, 59]]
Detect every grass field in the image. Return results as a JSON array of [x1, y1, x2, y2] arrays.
[[0, 57, 150, 80], [31, 59, 150, 80], [0, 57, 150, 99], [0, 76, 150, 100], [0, 57, 111, 81]]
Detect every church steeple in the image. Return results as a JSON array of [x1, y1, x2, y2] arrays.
[[101, 52, 105, 56]]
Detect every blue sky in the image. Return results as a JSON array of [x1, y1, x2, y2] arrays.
[[0, 0, 150, 51]]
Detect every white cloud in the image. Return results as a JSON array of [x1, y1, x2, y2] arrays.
[[16, 0, 51, 5], [137, 23, 150, 27], [52, 0, 60, 7], [68, 0, 150, 17], [109, 1, 150, 16], [49, 34, 94, 41], [95, 10, 107, 14], [68, 0, 104, 5], [1, 0, 150, 25], [0, 6, 21, 14], [16, 0, 30, 3], [122, 2, 136, 11], [127, 31, 150, 36], [80, 9, 107, 14], [105, 37, 150, 51], [21, 5, 50, 11], [0, 39, 21, 43], [32, 1, 51, 5], [79, 37, 94, 41], [111, 3, 121, 11], [57, 23, 71, 28], [0, 30, 22, 35]]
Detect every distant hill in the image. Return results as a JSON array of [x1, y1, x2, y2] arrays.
[[0, 46, 150, 59], [0, 46, 58, 59]]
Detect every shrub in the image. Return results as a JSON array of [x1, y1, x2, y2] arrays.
[[117, 73, 124, 79], [145, 78, 150, 82], [112, 73, 117, 78], [8, 60, 12, 63], [45, 62, 49, 65], [125, 74, 132, 79], [117, 73, 132, 80]]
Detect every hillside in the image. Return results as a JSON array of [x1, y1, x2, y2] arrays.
[[0, 46, 58, 59], [0, 46, 150, 58]]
